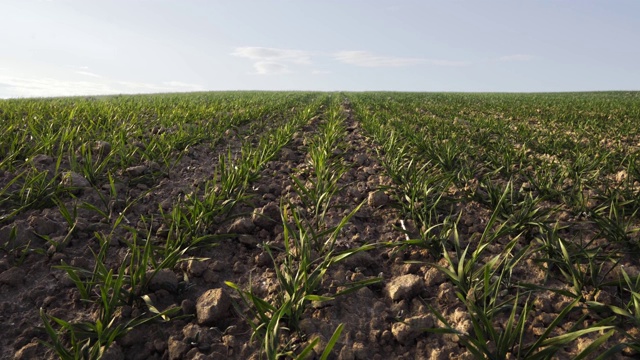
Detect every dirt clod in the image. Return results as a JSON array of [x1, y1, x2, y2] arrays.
[[227, 217, 255, 235], [391, 315, 433, 345], [0, 267, 26, 287], [168, 335, 189, 360], [386, 274, 425, 301], [368, 190, 389, 208], [148, 269, 179, 293], [60, 171, 90, 191], [196, 288, 231, 326]]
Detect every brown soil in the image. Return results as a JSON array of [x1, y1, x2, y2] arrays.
[[1, 102, 638, 360]]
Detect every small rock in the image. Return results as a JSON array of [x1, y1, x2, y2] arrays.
[[51, 252, 66, 263], [353, 153, 368, 167], [125, 165, 148, 177], [181, 299, 196, 316], [386, 274, 424, 301], [0, 223, 35, 249], [60, 172, 91, 191], [233, 261, 245, 273], [118, 327, 146, 347], [298, 318, 317, 335], [237, 234, 258, 247], [352, 342, 368, 359], [227, 217, 255, 234], [187, 260, 207, 277], [168, 336, 189, 360], [424, 268, 446, 287], [280, 148, 296, 161], [338, 345, 355, 360], [391, 315, 433, 344], [101, 343, 124, 360], [146, 160, 161, 172], [196, 288, 231, 325], [92, 141, 112, 158], [254, 252, 272, 267], [368, 191, 389, 208], [252, 203, 281, 230], [184, 348, 201, 359], [29, 154, 54, 172], [147, 269, 178, 293], [28, 215, 62, 236], [0, 267, 26, 287], [267, 184, 282, 196]]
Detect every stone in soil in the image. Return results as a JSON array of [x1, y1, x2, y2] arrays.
[[391, 315, 433, 345], [196, 288, 231, 325], [227, 217, 255, 234], [147, 268, 178, 293], [125, 165, 148, 177], [28, 214, 63, 236], [424, 267, 446, 287], [368, 190, 389, 208], [60, 171, 91, 192], [92, 141, 112, 158], [168, 335, 189, 360], [386, 274, 425, 301], [187, 259, 208, 277], [252, 203, 281, 230], [0, 267, 26, 287], [100, 343, 124, 360]]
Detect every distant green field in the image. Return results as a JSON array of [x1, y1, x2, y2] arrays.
[[1, 92, 639, 359]]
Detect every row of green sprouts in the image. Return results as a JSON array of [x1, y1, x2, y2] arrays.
[[29, 94, 328, 358], [227, 99, 382, 359], [351, 92, 640, 358]]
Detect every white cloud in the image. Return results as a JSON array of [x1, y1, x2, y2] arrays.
[[0, 73, 204, 98], [252, 62, 290, 75], [333, 51, 469, 68], [232, 47, 312, 64], [231, 46, 468, 74], [498, 54, 534, 62]]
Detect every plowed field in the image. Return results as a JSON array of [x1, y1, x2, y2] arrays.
[[1, 92, 639, 359]]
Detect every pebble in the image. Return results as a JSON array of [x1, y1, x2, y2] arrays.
[[125, 165, 148, 177]]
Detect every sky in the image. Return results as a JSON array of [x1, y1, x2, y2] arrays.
[[0, 0, 639, 98]]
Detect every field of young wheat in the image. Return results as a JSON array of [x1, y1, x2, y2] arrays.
[[1, 91, 639, 359]]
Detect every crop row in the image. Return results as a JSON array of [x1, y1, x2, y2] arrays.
[[348, 92, 640, 358]]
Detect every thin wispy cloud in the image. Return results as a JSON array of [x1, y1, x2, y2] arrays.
[[232, 46, 314, 75], [232, 46, 468, 74], [0, 73, 204, 98], [332, 50, 469, 68], [232, 47, 313, 64], [253, 62, 290, 75]]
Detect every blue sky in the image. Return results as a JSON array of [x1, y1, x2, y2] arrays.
[[1, 0, 638, 98]]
